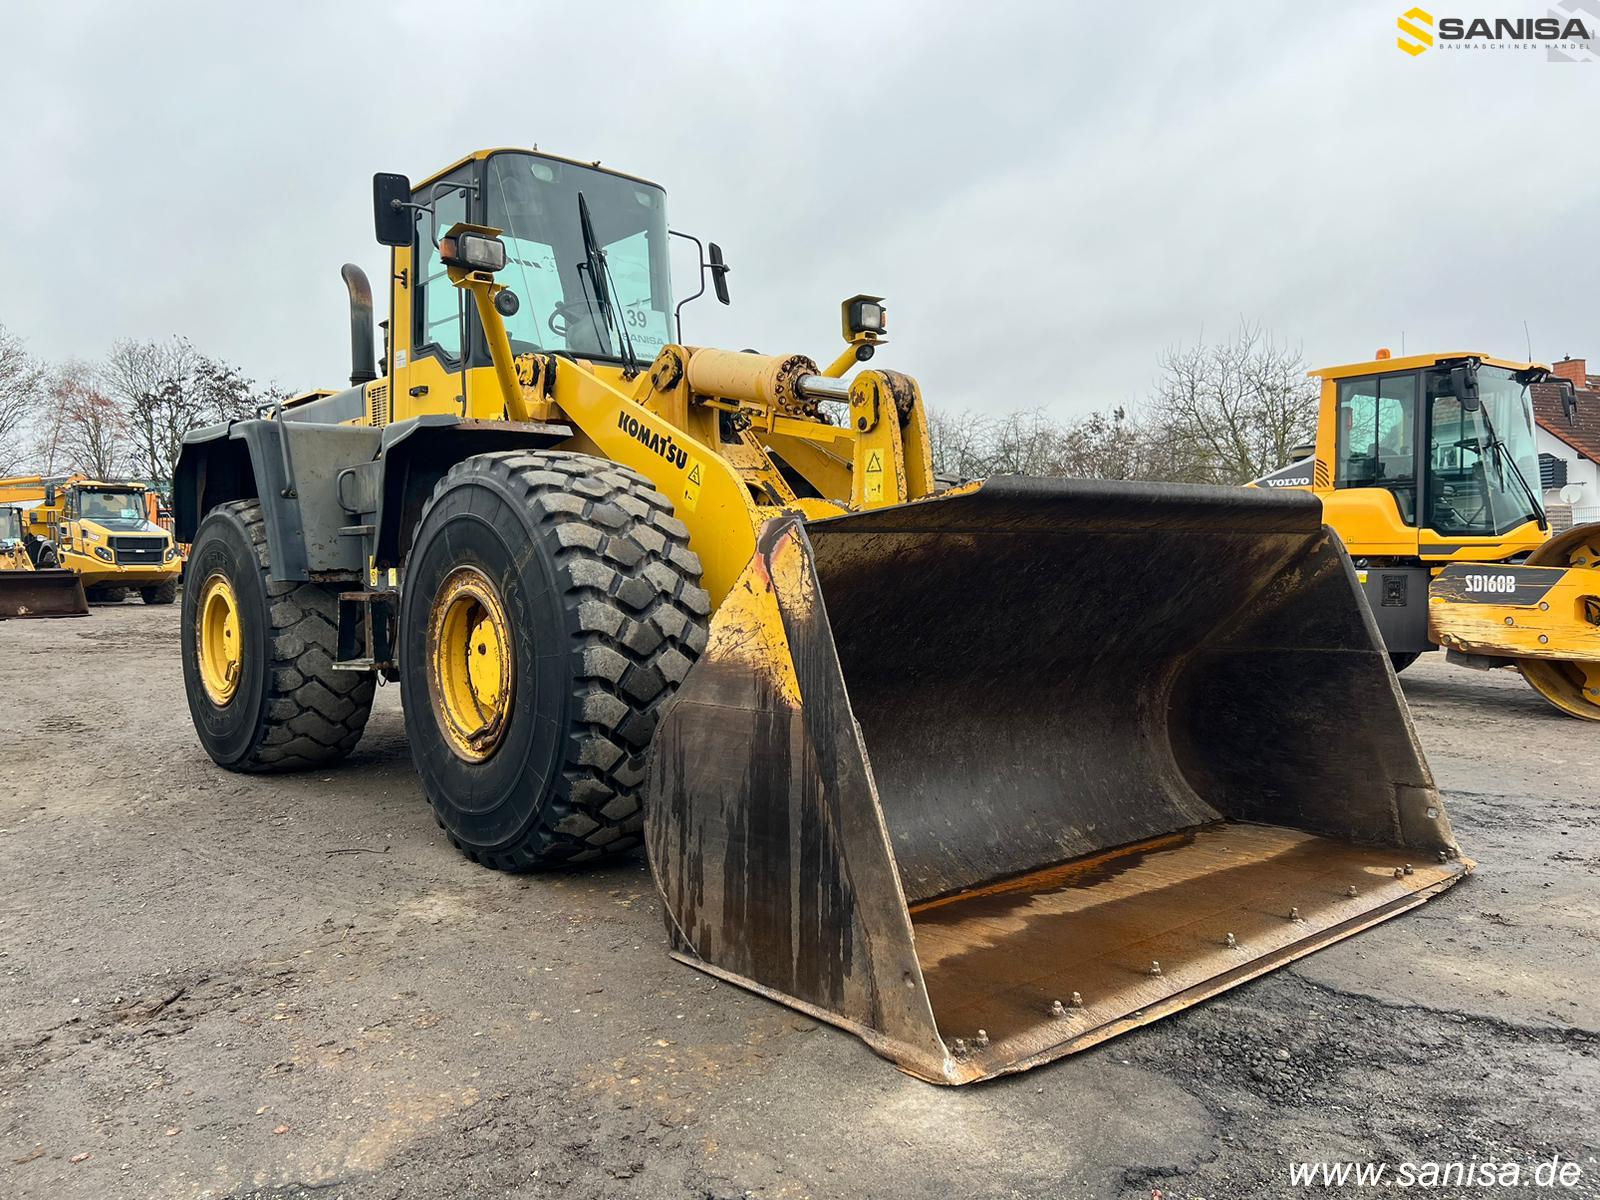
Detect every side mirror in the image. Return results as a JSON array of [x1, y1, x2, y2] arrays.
[[1450, 365, 1481, 412], [708, 243, 731, 305], [44, 484, 56, 507], [373, 173, 414, 247]]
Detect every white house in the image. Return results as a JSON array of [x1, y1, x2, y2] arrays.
[[1532, 356, 1600, 529]]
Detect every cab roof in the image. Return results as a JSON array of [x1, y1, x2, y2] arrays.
[[1310, 351, 1545, 380], [414, 148, 665, 194]]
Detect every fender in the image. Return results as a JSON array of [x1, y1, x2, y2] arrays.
[[174, 415, 569, 582]]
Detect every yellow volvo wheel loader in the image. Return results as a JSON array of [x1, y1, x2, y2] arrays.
[[0, 475, 182, 605], [0, 502, 88, 618], [173, 148, 1468, 1083], [1254, 351, 1599, 719]]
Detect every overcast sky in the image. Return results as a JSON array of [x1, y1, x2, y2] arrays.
[[2, 1, 1595, 418]]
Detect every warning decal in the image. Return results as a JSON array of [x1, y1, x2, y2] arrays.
[[864, 449, 884, 502]]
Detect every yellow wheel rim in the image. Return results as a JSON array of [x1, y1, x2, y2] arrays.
[[1515, 526, 1600, 720], [197, 572, 243, 705], [428, 565, 515, 761]]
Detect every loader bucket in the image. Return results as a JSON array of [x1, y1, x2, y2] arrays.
[[0, 569, 89, 619], [646, 477, 1469, 1084]]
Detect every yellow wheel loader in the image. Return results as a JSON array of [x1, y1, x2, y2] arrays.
[[1254, 351, 1600, 720], [0, 502, 88, 618], [173, 148, 1468, 1083], [0, 476, 182, 605]]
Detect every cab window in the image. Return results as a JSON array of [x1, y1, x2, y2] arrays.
[[1337, 374, 1418, 523], [413, 179, 470, 363]]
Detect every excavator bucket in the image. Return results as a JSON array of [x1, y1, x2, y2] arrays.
[[0, 568, 89, 619], [646, 477, 1468, 1084]]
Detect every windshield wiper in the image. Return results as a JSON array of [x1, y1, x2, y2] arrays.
[[574, 193, 639, 376], [1474, 402, 1547, 531]]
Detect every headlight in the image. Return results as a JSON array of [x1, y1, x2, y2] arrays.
[[166, 546, 178, 561], [843, 293, 888, 338], [440, 231, 507, 272], [94, 546, 113, 561]]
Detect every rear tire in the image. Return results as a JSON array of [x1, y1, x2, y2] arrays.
[[181, 499, 374, 771], [399, 450, 710, 870], [142, 578, 178, 605], [1389, 651, 1422, 673]]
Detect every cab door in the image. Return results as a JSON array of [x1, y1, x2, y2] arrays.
[[390, 166, 476, 422]]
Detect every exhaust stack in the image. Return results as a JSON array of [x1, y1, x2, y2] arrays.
[[341, 264, 377, 387]]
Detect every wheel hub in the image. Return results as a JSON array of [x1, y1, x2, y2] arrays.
[[197, 572, 242, 705], [428, 566, 516, 761]]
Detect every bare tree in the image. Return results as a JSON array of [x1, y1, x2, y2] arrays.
[[928, 403, 1174, 483], [1146, 322, 1318, 485], [0, 322, 46, 475], [50, 366, 127, 479], [926, 407, 994, 482], [103, 336, 287, 481], [104, 337, 199, 482]]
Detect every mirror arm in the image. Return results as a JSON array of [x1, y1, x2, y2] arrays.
[[669, 229, 709, 344]]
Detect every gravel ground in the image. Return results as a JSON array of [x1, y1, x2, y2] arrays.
[[2, 604, 1596, 1199]]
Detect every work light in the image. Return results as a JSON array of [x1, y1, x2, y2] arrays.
[[440, 232, 507, 273]]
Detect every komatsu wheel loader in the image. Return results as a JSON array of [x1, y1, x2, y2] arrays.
[[0, 475, 182, 605], [0, 502, 87, 618], [1254, 351, 1599, 720], [172, 148, 1468, 1083]]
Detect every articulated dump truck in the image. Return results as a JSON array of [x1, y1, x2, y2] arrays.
[[172, 147, 1468, 1084]]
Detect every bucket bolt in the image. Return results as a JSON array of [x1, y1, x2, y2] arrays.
[[973, 1029, 990, 1048], [1148, 961, 1162, 977], [1437, 850, 1449, 863], [1070, 991, 1084, 1008], [1404, 863, 1414, 875], [1050, 999, 1069, 1018], [1289, 907, 1302, 922], [1394, 867, 1405, 879], [1345, 885, 1358, 898], [1225, 932, 1237, 948]]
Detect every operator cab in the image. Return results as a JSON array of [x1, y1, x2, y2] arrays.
[[1311, 353, 1547, 550]]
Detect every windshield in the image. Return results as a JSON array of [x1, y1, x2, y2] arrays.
[[76, 489, 147, 523], [0, 508, 21, 541], [483, 153, 673, 364], [1425, 366, 1542, 537]]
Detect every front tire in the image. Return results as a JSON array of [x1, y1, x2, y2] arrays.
[[399, 450, 709, 870], [181, 499, 374, 771], [142, 578, 178, 605]]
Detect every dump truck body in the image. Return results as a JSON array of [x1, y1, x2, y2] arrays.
[[1254, 352, 1599, 719], [170, 147, 1470, 1082]]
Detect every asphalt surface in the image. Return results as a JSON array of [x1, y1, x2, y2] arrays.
[[2, 604, 1596, 1199]]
